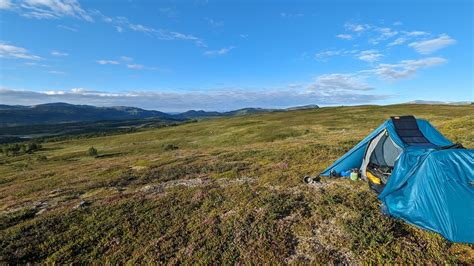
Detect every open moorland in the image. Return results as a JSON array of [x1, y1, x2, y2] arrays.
[[0, 104, 473, 264]]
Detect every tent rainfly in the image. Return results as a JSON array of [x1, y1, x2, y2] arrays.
[[320, 115, 474, 244]]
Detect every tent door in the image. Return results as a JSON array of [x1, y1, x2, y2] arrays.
[[361, 130, 386, 181], [360, 130, 403, 191]]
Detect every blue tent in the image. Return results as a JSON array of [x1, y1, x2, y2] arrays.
[[321, 116, 474, 243]]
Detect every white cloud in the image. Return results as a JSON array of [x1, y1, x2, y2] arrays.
[[309, 73, 373, 94], [393, 21, 403, 26], [120, 56, 133, 62], [369, 27, 398, 44], [358, 50, 383, 63], [129, 23, 156, 34], [15, 0, 93, 21], [336, 34, 352, 40], [372, 57, 446, 79], [314, 56, 447, 85], [377, 28, 398, 40], [0, 0, 12, 9], [344, 23, 369, 33], [71, 88, 87, 93], [310, 58, 447, 91], [377, 27, 398, 38], [387, 37, 407, 46], [387, 31, 429, 46], [341, 22, 434, 47], [408, 34, 456, 54], [51, 50, 68, 56], [96, 60, 119, 65], [315, 49, 358, 60], [19, 8, 207, 47], [4, 3, 200, 48], [25, 62, 49, 67], [157, 30, 206, 47], [46, 10, 198, 46], [43, 90, 65, 95], [98, 14, 206, 47], [96, 58, 159, 71], [126, 64, 163, 71], [204, 46, 235, 56], [127, 64, 144, 70], [239, 34, 248, 38], [102, 16, 113, 23], [69, 88, 127, 96], [0, 42, 42, 60], [404, 31, 429, 37], [69, 88, 125, 96]]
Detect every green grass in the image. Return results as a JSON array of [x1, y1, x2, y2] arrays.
[[0, 104, 473, 263]]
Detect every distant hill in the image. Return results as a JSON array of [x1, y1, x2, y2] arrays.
[[0, 104, 26, 110], [224, 107, 278, 116], [174, 106, 320, 119], [0, 103, 320, 127], [173, 110, 222, 119], [285, 104, 320, 111], [175, 108, 282, 119], [0, 103, 173, 127], [406, 100, 472, 105]]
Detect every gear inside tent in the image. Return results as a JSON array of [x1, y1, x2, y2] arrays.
[[360, 129, 403, 193], [320, 116, 474, 243]]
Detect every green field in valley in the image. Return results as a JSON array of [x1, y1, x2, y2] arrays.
[[0, 104, 473, 264]]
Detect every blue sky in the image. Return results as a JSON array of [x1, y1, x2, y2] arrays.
[[0, 0, 472, 111]]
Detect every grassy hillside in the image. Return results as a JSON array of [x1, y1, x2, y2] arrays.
[[0, 104, 473, 264]]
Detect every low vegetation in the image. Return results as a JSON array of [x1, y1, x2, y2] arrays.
[[0, 104, 473, 263], [88, 147, 98, 157], [0, 142, 42, 157], [0, 117, 187, 144]]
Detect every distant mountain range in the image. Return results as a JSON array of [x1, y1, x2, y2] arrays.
[[0, 103, 320, 127], [406, 100, 472, 105], [0, 103, 172, 127]]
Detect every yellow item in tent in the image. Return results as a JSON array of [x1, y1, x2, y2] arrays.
[[366, 171, 381, 185]]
